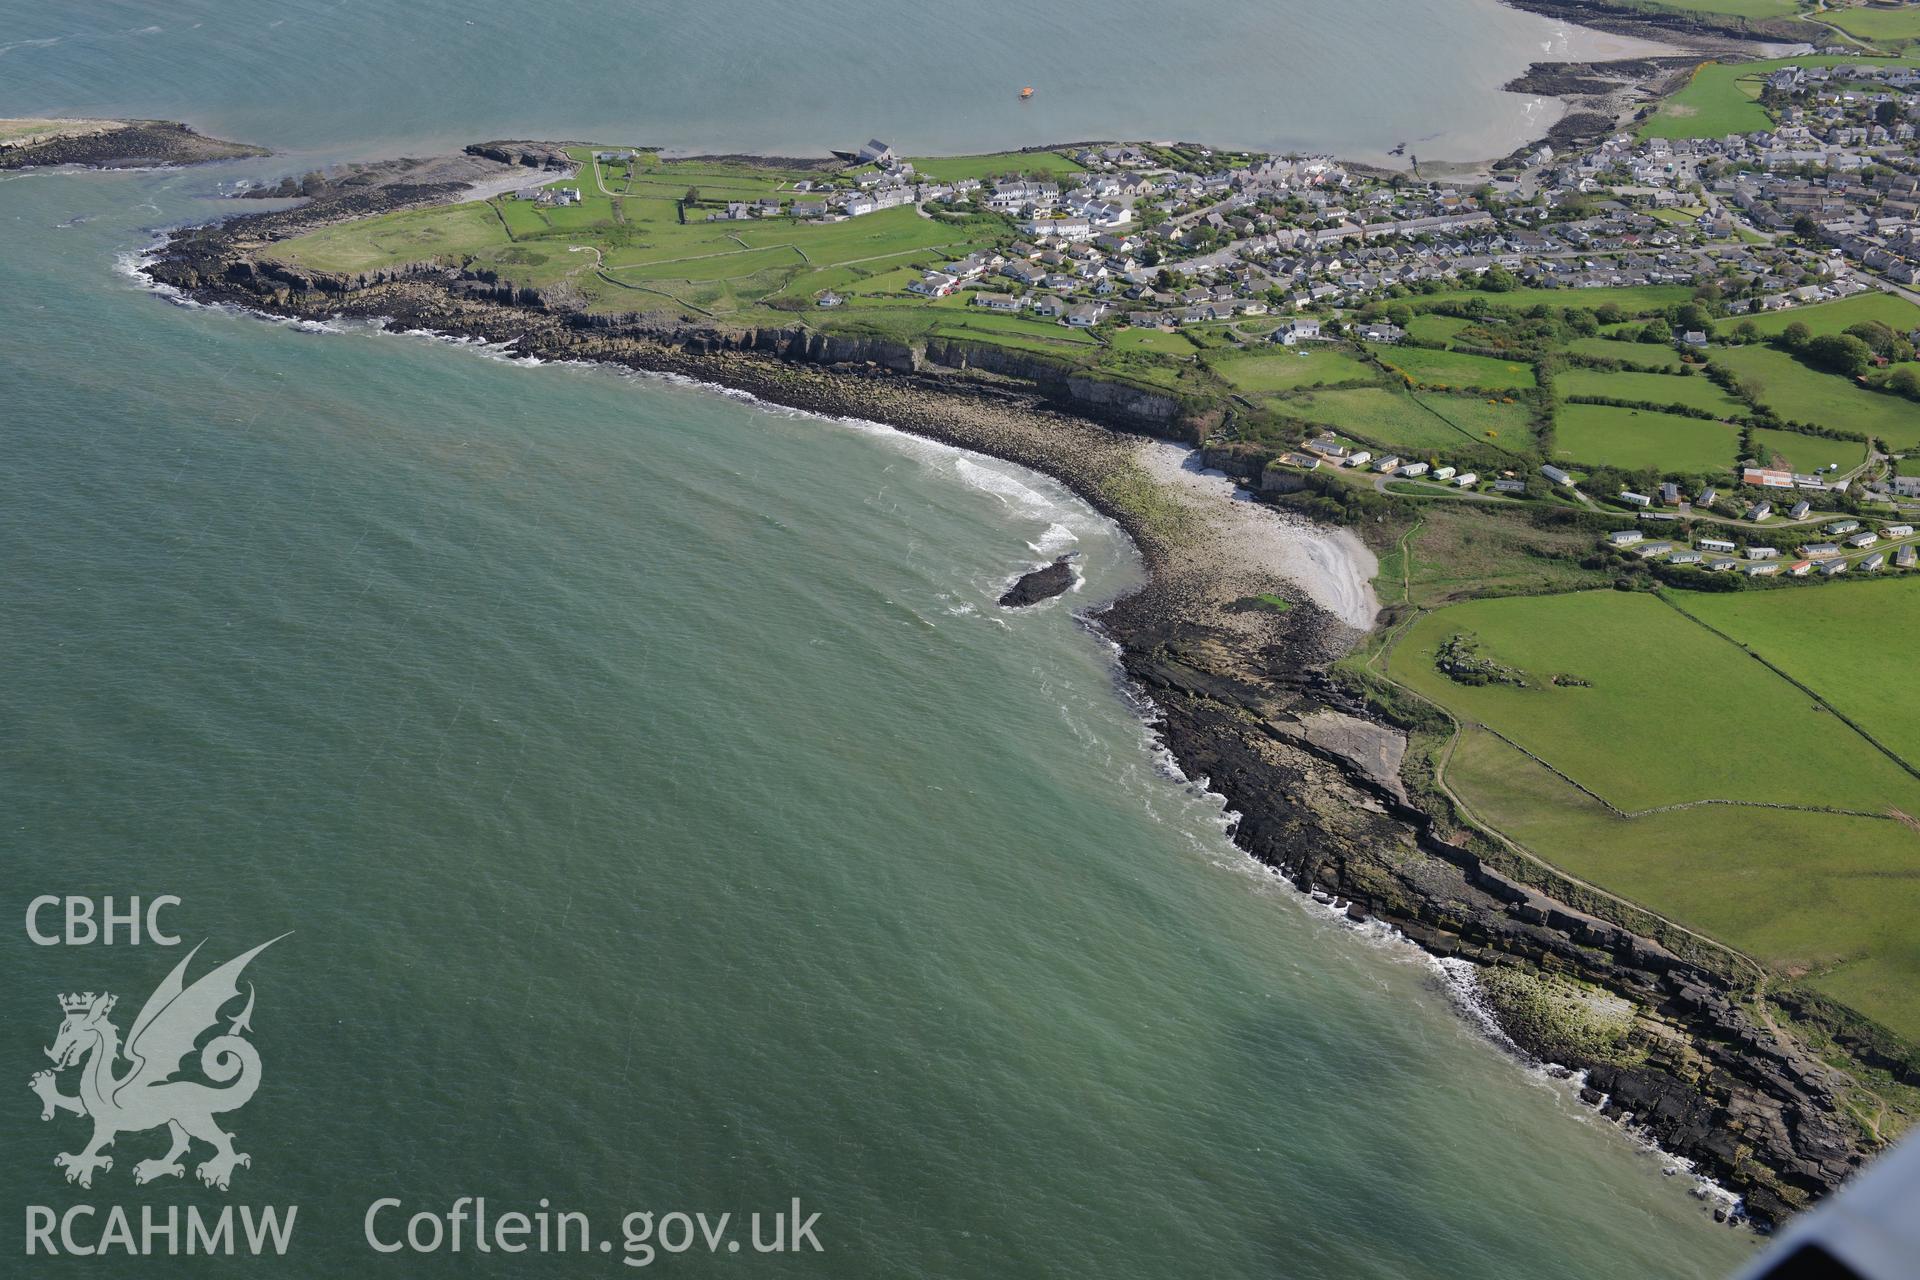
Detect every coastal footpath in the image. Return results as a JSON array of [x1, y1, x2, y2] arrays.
[[139, 151, 1888, 1227], [0, 118, 265, 170]]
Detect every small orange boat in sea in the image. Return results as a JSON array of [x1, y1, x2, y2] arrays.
[[1019, 86, 1034, 100]]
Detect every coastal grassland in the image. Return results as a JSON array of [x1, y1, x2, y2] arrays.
[[1415, 393, 1534, 449], [1280, 386, 1527, 454], [1712, 345, 1920, 447], [1552, 367, 1743, 415], [904, 150, 1086, 182], [1445, 728, 1920, 1040], [1376, 346, 1537, 390], [1386, 589, 1920, 814], [1738, 293, 1920, 340], [264, 202, 506, 273], [1747, 426, 1869, 473], [1680, 578, 1920, 769], [1110, 327, 1198, 356], [1205, 347, 1378, 392], [1413, 285, 1694, 316], [266, 149, 1015, 327], [1565, 336, 1687, 369], [1404, 313, 1474, 346], [1825, 6, 1920, 44], [0, 117, 123, 145], [1551, 403, 1740, 472], [1642, 54, 1920, 139], [1377, 505, 1609, 607], [1600, 0, 1801, 16], [1639, 62, 1772, 139]]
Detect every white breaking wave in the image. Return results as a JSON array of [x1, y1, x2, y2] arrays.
[[1027, 521, 1080, 556]]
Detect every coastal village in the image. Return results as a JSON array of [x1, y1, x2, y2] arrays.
[[340, 56, 1920, 584], [650, 61, 1920, 583]]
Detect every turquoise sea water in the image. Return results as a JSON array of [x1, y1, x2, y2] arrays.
[[2, 4, 1752, 1277]]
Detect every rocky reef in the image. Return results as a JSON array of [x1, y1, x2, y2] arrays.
[[0, 120, 265, 171], [999, 557, 1077, 608]]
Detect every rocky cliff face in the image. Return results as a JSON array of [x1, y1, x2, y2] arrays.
[[1104, 600, 1875, 1226]]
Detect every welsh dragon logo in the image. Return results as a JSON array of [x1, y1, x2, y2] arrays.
[[29, 937, 285, 1191]]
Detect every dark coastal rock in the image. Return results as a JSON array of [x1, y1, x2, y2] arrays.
[[999, 557, 1076, 608], [1498, 0, 1808, 43], [0, 120, 265, 171]]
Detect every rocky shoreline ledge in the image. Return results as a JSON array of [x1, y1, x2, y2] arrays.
[[139, 159, 1876, 1228], [0, 119, 265, 171]]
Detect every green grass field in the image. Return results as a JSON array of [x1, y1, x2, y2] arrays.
[[1208, 347, 1377, 392], [1826, 6, 1920, 44], [1713, 345, 1920, 448], [1416, 393, 1535, 451], [1282, 387, 1472, 452], [1683, 579, 1920, 770], [1737, 293, 1920, 341], [1747, 426, 1869, 474], [1110, 327, 1198, 356], [1642, 54, 1920, 139], [1395, 585, 1920, 1038], [1640, 61, 1771, 139], [1554, 368, 1742, 416], [1565, 336, 1688, 370], [903, 150, 1085, 182], [1552, 403, 1740, 472], [1283, 386, 1530, 454], [1447, 728, 1920, 1039], [1377, 346, 1537, 390], [1391, 591, 1920, 814], [1404, 314, 1474, 346]]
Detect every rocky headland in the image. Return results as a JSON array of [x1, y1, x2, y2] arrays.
[[137, 143, 1890, 1230], [1500, 0, 1813, 45], [0, 119, 265, 171]]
